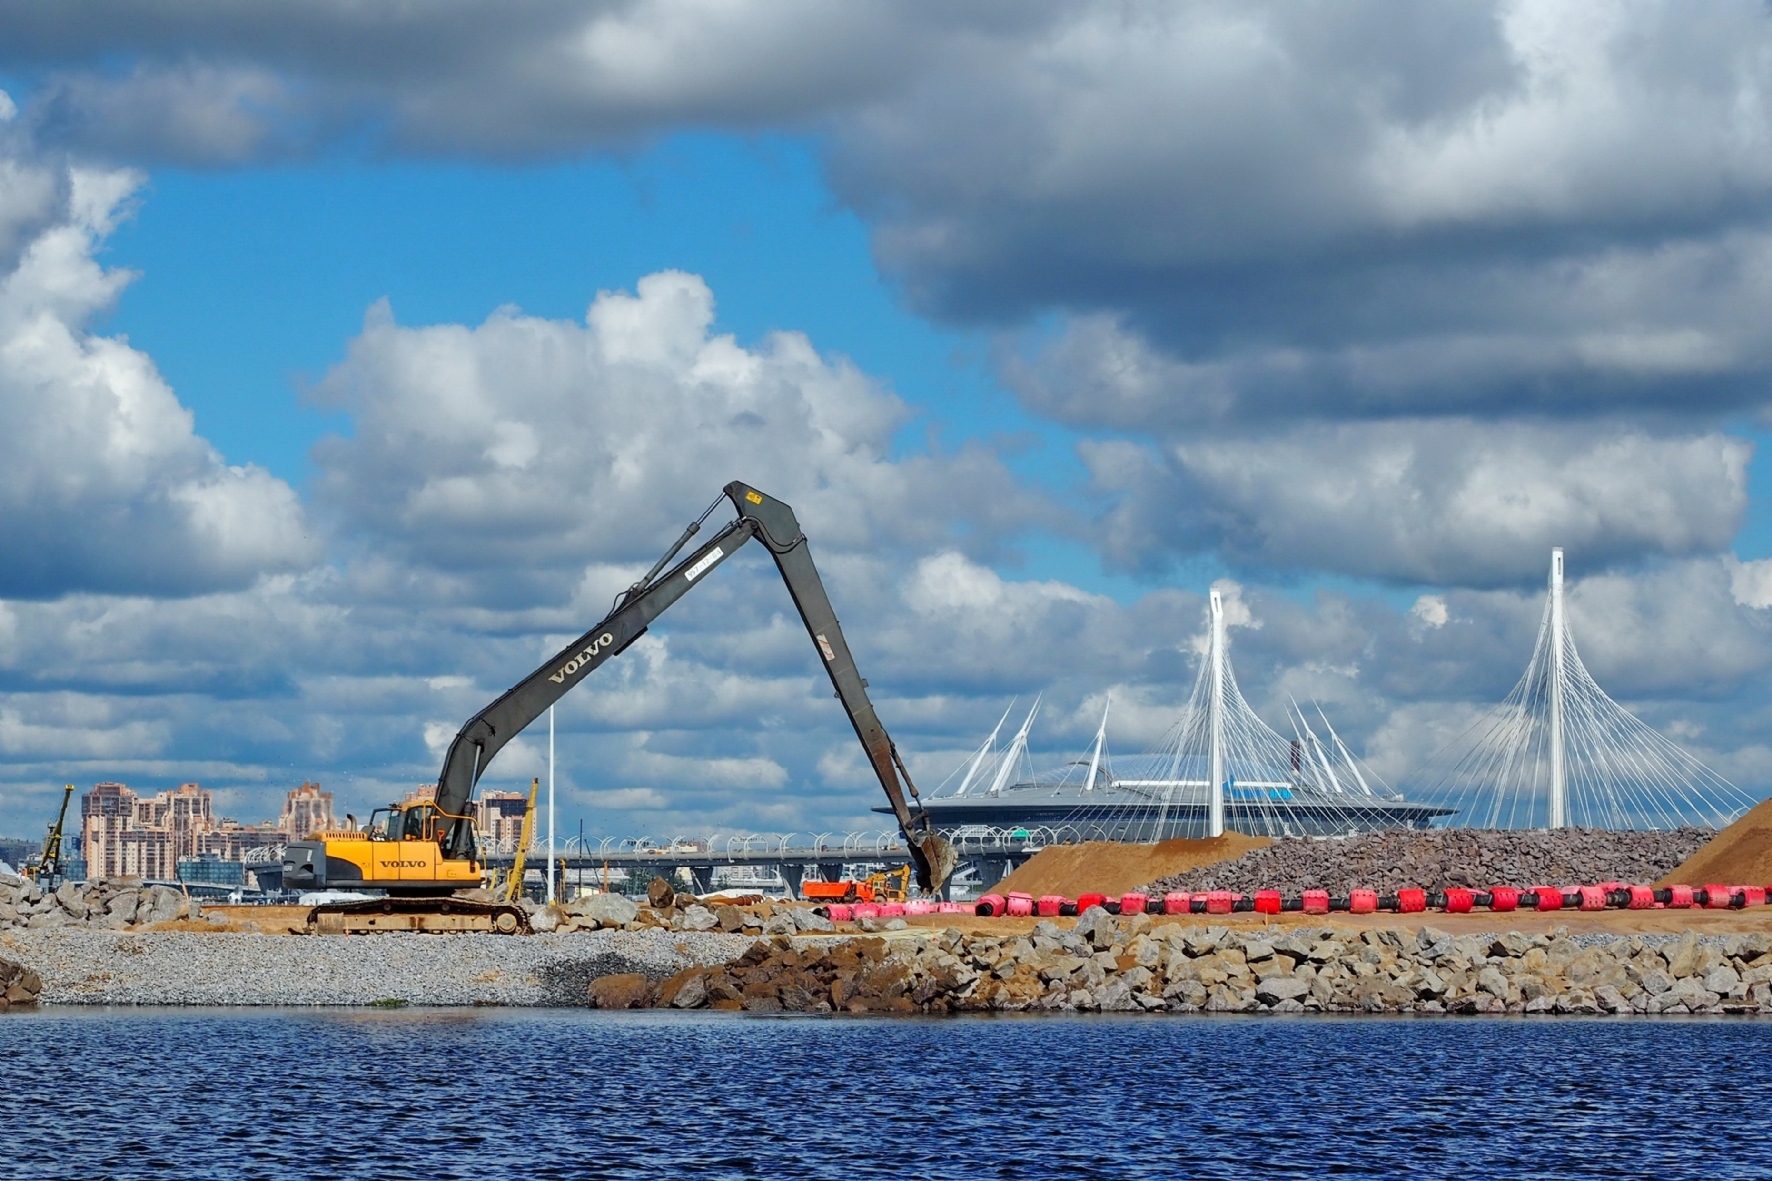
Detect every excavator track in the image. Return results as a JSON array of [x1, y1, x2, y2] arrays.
[[304, 897, 529, 935]]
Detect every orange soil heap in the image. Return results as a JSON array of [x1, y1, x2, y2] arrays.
[[991, 833, 1270, 898], [1659, 797, 1772, 887]]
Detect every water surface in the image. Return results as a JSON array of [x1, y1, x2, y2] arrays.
[[4, 1009, 1766, 1179]]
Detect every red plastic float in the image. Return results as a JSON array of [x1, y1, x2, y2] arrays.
[[1206, 890, 1234, 915], [1396, 887, 1426, 914], [1488, 886, 1518, 912], [1531, 886, 1563, 912], [1302, 889, 1330, 915], [974, 894, 1006, 917], [1626, 885, 1655, 909], [1119, 892, 1149, 917], [1443, 888, 1474, 914], [1703, 884, 1735, 909], [1005, 892, 1034, 917], [1578, 885, 1607, 911], [1667, 884, 1695, 909], [1254, 889, 1282, 915], [1164, 891, 1192, 915], [1349, 888, 1377, 915], [1742, 886, 1768, 907], [1038, 895, 1066, 917], [826, 904, 853, 922], [1076, 893, 1109, 913]]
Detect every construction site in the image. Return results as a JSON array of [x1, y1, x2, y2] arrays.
[[4, 524, 1772, 1017]]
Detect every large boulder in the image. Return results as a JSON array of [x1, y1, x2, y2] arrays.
[[1074, 905, 1116, 949], [564, 891, 639, 928], [0, 957, 41, 1008], [54, 880, 91, 920], [1256, 976, 1311, 1004], [790, 907, 835, 933], [678, 905, 718, 931], [98, 889, 140, 930], [589, 973, 654, 1009], [136, 884, 185, 926]]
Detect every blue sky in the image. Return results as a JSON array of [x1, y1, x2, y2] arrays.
[[97, 135, 1160, 601], [2, 2, 1772, 840]]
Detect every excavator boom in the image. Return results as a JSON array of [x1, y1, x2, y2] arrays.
[[430, 481, 953, 891]]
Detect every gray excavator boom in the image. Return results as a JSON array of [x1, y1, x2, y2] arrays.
[[431, 481, 953, 892]]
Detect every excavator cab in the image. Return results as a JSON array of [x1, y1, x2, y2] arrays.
[[365, 803, 454, 844]]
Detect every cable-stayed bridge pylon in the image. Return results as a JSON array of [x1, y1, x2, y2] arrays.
[[1406, 549, 1760, 830]]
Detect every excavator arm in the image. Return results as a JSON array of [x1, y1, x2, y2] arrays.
[[433, 481, 955, 892]]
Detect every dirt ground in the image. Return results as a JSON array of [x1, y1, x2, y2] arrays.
[[1660, 797, 1772, 887], [900, 905, 1772, 940], [177, 901, 1772, 941], [992, 834, 1271, 898], [201, 904, 312, 933]]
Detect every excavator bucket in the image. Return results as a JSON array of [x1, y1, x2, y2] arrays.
[[915, 832, 958, 894]]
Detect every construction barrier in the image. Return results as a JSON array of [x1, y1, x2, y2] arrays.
[[818, 880, 1772, 925]]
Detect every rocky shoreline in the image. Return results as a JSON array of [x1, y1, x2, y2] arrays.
[[5, 906, 1764, 1015], [595, 908, 1772, 1016]]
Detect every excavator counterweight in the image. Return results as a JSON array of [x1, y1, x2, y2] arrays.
[[284, 482, 954, 931]]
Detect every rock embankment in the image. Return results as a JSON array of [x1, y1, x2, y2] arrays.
[[593, 907, 1772, 1016], [1147, 828, 1716, 897], [0, 874, 200, 932]]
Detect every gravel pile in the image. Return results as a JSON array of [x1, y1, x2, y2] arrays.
[[0, 928, 748, 1006], [1145, 827, 1716, 896]]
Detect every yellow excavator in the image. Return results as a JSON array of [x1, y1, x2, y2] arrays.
[[282, 482, 955, 934]]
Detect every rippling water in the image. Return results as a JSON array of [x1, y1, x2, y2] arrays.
[[5, 1009, 1768, 1179]]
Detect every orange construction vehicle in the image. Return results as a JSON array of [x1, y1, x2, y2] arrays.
[[802, 865, 912, 905]]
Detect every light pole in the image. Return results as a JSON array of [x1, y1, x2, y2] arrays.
[[547, 704, 556, 904]]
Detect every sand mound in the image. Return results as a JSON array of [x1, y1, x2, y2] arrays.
[[1658, 797, 1772, 886], [991, 833, 1270, 898]]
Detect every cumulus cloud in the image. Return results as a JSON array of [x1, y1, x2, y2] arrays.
[[1084, 421, 1750, 586], [311, 270, 1039, 605], [0, 149, 317, 597]]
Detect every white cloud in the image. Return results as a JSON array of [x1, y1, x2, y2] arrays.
[[582, 787, 669, 811], [1086, 421, 1750, 585], [1728, 556, 1772, 610], [0, 152, 317, 597], [311, 271, 1038, 604], [1411, 595, 1450, 629]]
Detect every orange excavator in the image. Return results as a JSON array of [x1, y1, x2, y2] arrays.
[[283, 482, 955, 933]]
